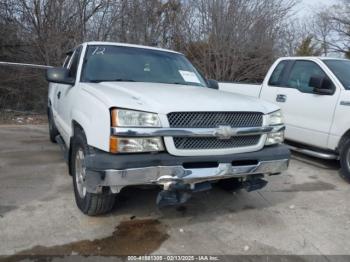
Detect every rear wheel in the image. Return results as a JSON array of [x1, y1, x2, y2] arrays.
[[71, 128, 116, 215], [339, 138, 350, 183], [48, 108, 59, 143]]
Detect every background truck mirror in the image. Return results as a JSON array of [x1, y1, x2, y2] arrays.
[[309, 75, 335, 95]]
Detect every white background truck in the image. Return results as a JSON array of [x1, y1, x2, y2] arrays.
[[46, 42, 289, 215], [220, 57, 350, 182]]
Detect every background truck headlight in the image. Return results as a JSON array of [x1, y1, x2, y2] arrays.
[[265, 110, 285, 145], [110, 109, 164, 153], [265, 131, 284, 145], [111, 108, 161, 127], [267, 110, 283, 126]]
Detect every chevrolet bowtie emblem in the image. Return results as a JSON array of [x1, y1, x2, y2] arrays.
[[214, 125, 235, 140]]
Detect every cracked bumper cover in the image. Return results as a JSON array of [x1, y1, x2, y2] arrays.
[[84, 144, 290, 193]]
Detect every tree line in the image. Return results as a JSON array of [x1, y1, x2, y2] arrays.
[[0, 0, 349, 113]]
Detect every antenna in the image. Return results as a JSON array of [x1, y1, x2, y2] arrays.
[[0, 61, 53, 70]]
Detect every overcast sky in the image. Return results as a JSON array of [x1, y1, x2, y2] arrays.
[[296, 0, 336, 18]]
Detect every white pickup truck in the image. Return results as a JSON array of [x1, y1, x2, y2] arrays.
[[220, 57, 350, 182], [45, 42, 289, 215]]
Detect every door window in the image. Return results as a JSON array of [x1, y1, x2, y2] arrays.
[[63, 52, 73, 68], [68, 46, 82, 79], [268, 60, 288, 86], [287, 61, 326, 93]]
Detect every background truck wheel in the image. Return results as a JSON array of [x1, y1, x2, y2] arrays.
[[70, 128, 116, 215], [48, 108, 59, 143], [217, 178, 243, 191], [339, 138, 350, 183]]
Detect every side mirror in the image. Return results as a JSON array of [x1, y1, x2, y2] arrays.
[[309, 75, 334, 95], [46, 67, 75, 85], [207, 79, 219, 90]]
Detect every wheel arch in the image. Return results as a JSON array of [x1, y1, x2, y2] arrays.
[[338, 129, 350, 153], [68, 120, 86, 176]]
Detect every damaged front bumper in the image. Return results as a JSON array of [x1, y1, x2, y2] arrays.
[[84, 145, 290, 194], [86, 159, 288, 193]]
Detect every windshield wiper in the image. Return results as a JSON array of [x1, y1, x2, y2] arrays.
[[171, 82, 190, 85], [171, 82, 203, 87], [88, 79, 136, 83]]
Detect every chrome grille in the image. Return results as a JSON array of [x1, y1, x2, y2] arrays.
[[167, 112, 263, 128], [173, 136, 261, 150]]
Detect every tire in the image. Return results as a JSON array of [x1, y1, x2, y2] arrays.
[[70, 128, 116, 215], [217, 178, 243, 191], [339, 138, 350, 183], [48, 108, 59, 143]]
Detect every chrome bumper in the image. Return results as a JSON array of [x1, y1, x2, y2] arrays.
[[111, 125, 285, 138], [87, 159, 289, 193]]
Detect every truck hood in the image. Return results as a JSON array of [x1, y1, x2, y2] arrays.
[[81, 82, 279, 114]]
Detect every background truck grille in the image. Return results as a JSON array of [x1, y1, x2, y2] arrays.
[[167, 112, 263, 128], [173, 136, 261, 150]]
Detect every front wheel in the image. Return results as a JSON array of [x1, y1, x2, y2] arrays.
[[70, 129, 116, 215], [339, 138, 350, 183]]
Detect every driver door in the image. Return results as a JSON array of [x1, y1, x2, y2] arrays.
[[51, 52, 72, 135], [275, 60, 340, 148], [56, 46, 82, 143]]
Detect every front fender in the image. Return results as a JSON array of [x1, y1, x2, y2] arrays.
[[70, 94, 111, 152]]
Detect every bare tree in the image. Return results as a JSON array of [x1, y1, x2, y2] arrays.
[[182, 0, 297, 82], [311, 12, 332, 56], [311, 0, 350, 57], [0, 0, 299, 113]]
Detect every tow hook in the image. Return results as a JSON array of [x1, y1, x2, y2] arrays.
[[243, 175, 268, 192], [156, 182, 212, 207]]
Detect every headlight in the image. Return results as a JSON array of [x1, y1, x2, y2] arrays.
[[267, 110, 283, 126], [265, 131, 284, 145], [110, 109, 163, 153], [265, 110, 284, 145], [111, 109, 161, 127], [110, 136, 164, 153]]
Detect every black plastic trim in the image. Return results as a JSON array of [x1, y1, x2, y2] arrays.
[[85, 144, 290, 171]]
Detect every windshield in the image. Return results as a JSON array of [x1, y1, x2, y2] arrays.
[[324, 59, 350, 90], [81, 45, 207, 87]]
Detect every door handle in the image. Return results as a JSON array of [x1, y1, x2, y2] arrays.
[[276, 94, 286, 103], [57, 91, 61, 99]]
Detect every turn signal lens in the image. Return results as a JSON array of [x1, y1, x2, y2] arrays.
[[109, 136, 119, 153], [109, 136, 164, 153]]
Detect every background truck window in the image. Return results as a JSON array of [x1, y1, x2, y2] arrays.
[[268, 60, 288, 86], [287, 61, 326, 94], [324, 59, 350, 90]]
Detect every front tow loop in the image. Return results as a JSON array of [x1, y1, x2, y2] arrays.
[[156, 176, 268, 207], [156, 181, 212, 207]]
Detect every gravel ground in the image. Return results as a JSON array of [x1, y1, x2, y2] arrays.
[[0, 125, 350, 258]]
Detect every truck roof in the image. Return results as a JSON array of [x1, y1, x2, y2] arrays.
[[278, 56, 349, 61], [84, 41, 182, 55]]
